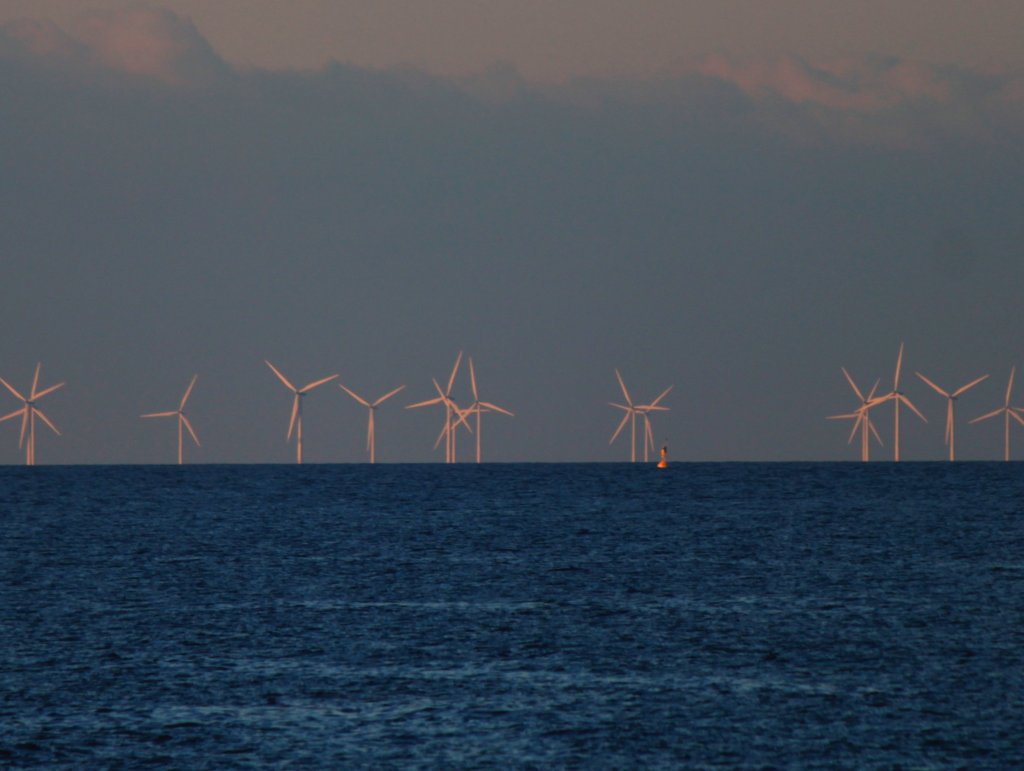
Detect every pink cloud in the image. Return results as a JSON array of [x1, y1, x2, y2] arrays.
[[73, 6, 226, 85], [696, 54, 957, 112], [1, 6, 226, 86], [670, 52, 1024, 148]]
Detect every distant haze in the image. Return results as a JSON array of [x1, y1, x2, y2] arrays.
[[1, 5, 1023, 463], [2, 1, 1024, 80]]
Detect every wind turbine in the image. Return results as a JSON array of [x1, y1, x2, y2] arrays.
[[636, 385, 673, 462], [460, 357, 514, 463], [265, 360, 338, 464], [338, 382, 406, 463], [409, 376, 471, 462], [827, 368, 884, 461], [0, 363, 64, 466], [876, 343, 927, 461], [141, 374, 201, 464], [970, 367, 1024, 461], [609, 369, 640, 462], [915, 371, 988, 461], [407, 352, 463, 463], [609, 371, 672, 462]]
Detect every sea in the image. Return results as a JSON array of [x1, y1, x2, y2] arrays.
[[2, 462, 1023, 768]]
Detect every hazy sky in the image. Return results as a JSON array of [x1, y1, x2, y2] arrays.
[[2, 1, 1023, 80], [2, 3, 1023, 463]]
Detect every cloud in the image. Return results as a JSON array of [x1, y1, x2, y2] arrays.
[[693, 54, 962, 111], [0, 5, 228, 86], [2, 6, 1021, 146], [651, 53, 1023, 148]]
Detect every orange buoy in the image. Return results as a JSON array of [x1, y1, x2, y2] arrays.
[[657, 445, 668, 468]]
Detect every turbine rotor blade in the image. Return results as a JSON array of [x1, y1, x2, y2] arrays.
[[0, 377, 26, 402], [865, 393, 892, 409], [868, 416, 884, 446], [446, 352, 463, 395], [970, 407, 1003, 424], [373, 385, 406, 406], [915, 372, 948, 398], [841, 367, 865, 402], [615, 369, 633, 406], [647, 385, 673, 408], [866, 379, 881, 402], [899, 394, 927, 422], [1005, 367, 1016, 407], [34, 408, 60, 436], [338, 383, 371, 407], [265, 360, 297, 392], [469, 358, 478, 401], [179, 375, 198, 410], [141, 411, 176, 418], [406, 396, 443, 409], [952, 374, 988, 398], [610, 410, 631, 443], [32, 382, 65, 401], [0, 407, 26, 423], [894, 342, 904, 388], [846, 413, 862, 444], [433, 421, 449, 450], [181, 415, 201, 446], [479, 401, 514, 417], [300, 374, 339, 393], [287, 395, 300, 440], [30, 363, 41, 400]]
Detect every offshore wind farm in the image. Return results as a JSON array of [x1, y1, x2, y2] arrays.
[[3, 4, 1024, 768], [3, 345, 1024, 464]]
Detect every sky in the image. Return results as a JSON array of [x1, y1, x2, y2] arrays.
[[2, 2, 1023, 463]]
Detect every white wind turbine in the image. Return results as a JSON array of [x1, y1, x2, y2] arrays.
[[970, 367, 1024, 461], [407, 352, 464, 463], [636, 386, 673, 462], [610, 370, 670, 462], [0, 363, 65, 466], [828, 369, 883, 461], [915, 371, 988, 461], [409, 377, 472, 463], [609, 369, 641, 462], [876, 343, 927, 461], [459, 357, 514, 463], [265, 360, 338, 464], [338, 382, 406, 463], [141, 374, 201, 464]]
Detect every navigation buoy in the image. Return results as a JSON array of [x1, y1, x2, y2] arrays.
[[657, 445, 668, 468]]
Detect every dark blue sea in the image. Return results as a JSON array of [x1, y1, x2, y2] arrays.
[[2, 463, 1023, 768]]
